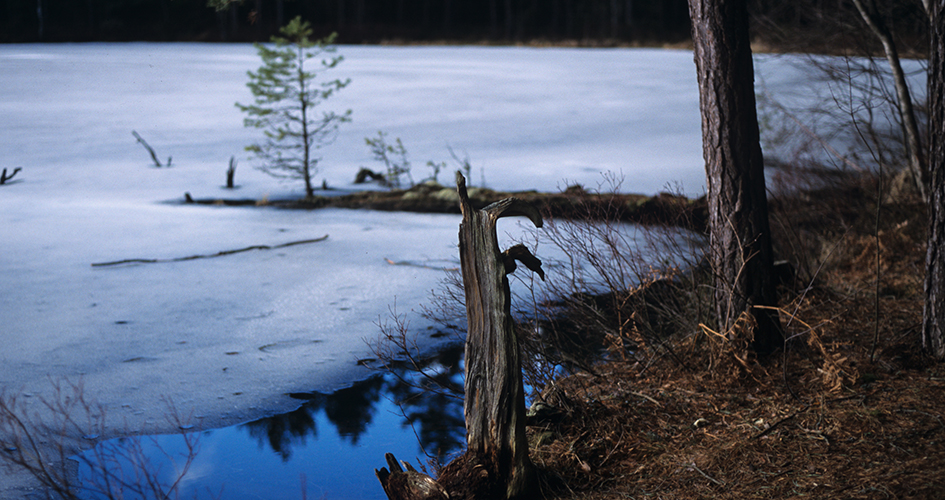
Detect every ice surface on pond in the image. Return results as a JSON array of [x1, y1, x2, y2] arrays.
[[0, 43, 713, 440], [0, 204, 466, 428], [0, 43, 710, 199]]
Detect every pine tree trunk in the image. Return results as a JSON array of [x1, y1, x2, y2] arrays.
[[299, 47, 313, 199], [688, 0, 783, 355], [923, 0, 945, 358]]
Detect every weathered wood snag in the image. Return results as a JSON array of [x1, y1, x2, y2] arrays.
[[376, 172, 543, 500], [454, 170, 541, 499]]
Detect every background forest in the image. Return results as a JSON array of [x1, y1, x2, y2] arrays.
[[2, 0, 929, 52]]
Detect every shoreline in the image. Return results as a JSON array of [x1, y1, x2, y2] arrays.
[[182, 181, 709, 233]]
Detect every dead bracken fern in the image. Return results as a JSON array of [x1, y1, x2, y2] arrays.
[[756, 304, 858, 393], [698, 311, 767, 382], [801, 325, 858, 394], [601, 267, 687, 362]]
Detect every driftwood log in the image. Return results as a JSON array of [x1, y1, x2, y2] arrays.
[[377, 172, 543, 500], [90, 235, 328, 267]]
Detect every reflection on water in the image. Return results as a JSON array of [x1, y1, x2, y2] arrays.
[[244, 343, 465, 462], [77, 345, 465, 500]]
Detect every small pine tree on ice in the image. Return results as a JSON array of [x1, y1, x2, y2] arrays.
[[237, 16, 351, 198]]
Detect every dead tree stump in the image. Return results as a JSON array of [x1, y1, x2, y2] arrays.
[[376, 172, 543, 500], [454, 171, 542, 499]]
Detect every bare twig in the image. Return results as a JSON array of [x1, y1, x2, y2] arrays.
[[132, 130, 170, 168], [0, 167, 22, 185], [0, 379, 201, 499], [758, 88, 864, 173], [751, 405, 810, 440], [685, 461, 725, 486]]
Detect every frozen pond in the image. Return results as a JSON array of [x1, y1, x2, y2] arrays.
[[0, 43, 709, 497], [0, 42, 708, 433]]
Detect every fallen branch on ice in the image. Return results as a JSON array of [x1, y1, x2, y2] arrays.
[[91, 235, 329, 267], [383, 257, 458, 271]]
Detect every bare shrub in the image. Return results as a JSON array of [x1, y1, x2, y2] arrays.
[[519, 176, 708, 384], [373, 304, 464, 404], [0, 379, 200, 500], [371, 173, 709, 403]]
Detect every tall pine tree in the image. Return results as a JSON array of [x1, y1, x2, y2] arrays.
[[688, 0, 783, 356]]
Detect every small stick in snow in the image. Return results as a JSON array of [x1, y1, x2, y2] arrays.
[[132, 130, 169, 167], [226, 156, 237, 188], [0, 167, 22, 185], [91, 235, 329, 267]]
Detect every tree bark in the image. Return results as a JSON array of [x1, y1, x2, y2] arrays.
[[456, 171, 540, 499], [688, 0, 783, 356], [923, 0, 945, 358]]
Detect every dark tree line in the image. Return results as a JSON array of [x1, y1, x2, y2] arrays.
[[2, 0, 687, 43], [7, 1, 930, 48]]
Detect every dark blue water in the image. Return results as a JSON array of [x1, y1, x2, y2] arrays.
[[76, 346, 465, 500]]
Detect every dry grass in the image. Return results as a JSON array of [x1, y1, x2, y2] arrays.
[[527, 175, 944, 499]]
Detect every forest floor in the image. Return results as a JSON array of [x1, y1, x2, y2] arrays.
[[526, 172, 945, 499]]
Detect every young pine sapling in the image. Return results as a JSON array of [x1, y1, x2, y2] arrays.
[[237, 16, 351, 198]]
